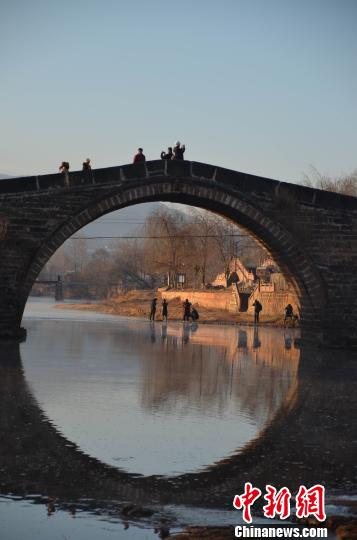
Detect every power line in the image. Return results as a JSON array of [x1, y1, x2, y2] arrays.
[[71, 234, 251, 240], [90, 220, 237, 225]]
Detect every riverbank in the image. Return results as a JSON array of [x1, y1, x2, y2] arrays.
[[55, 289, 289, 326]]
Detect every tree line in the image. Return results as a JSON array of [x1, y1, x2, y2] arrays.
[[39, 206, 266, 298]]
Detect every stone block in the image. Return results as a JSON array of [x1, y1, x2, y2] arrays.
[[166, 160, 191, 177], [314, 189, 357, 210], [146, 160, 165, 176], [0, 177, 37, 193], [121, 163, 147, 180], [243, 174, 280, 196], [191, 162, 216, 179], [92, 166, 121, 184], [215, 166, 245, 188], [39, 174, 66, 190], [69, 171, 92, 187]]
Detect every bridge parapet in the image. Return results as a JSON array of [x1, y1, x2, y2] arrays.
[[2, 160, 357, 212]]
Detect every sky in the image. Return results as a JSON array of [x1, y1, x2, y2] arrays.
[[1, 0, 356, 182]]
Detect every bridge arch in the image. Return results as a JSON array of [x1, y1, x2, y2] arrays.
[[20, 172, 326, 342]]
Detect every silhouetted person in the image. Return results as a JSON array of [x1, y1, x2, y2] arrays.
[[150, 321, 156, 343], [252, 299, 262, 324], [284, 331, 293, 349], [253, 326, 261, 349], [190, 322, 198, 333], [238, 330, 247, 349], [59, 161, 70, 173], [190, 307, 199, 321], [82, 158, 91, 171], [150, 298, 157, 321], [133, 147, 145, 163], [284, 303, 295, 326], [161, 147, 173, 160], [162, 299, 168, 321], [182, 323, 190, 343], [183, 298, 191, 321], [59, 161, 70, 186], [172, 141, 185, 160], [161, 324, 167, 341]]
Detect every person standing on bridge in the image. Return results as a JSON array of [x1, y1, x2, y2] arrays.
[[161, 147, 173, 160], [172, 141, 185, 160], [59, 161, 70, 186], [133, 147, 146, 164], [252, 299, 262, 324], [82, 158, 92, 171]]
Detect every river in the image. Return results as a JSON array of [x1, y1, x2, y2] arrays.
[[0, 298, 355, 539]]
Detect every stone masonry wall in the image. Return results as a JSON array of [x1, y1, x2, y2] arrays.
[[161, 289, 234, 311]]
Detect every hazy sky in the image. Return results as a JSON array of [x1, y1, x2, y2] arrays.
[[1, 0, 356, 182]]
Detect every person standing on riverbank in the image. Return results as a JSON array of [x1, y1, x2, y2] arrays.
[[162, 299, 168, 321], [284, 303, 293, 326], [149, 298, 157, 321], [252, 299, 262, 324], [183, 299, 191, 321]]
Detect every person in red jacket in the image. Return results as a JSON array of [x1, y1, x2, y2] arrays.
[[133, 148, 145, 163]]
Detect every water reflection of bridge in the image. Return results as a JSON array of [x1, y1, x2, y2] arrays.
[[0, 334, 356, 516]]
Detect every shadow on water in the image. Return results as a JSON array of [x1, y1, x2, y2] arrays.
[[0, 319, 356, 527]]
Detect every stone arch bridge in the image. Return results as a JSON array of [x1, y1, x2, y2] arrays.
[[0, 160, 356, 348]]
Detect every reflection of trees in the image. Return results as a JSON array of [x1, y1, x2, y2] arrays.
[[140, 326, 299, 428]]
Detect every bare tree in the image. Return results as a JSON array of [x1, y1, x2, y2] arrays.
[[66, 237, 89, 273], [143, 209, 189, 287], [37, 204, 272, 298], [188, 210, 224, 287], [302, 166, 357, 196]]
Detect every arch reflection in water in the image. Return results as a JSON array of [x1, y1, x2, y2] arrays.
[[20, 309, 299, 476], [1, 308, 356, 521]]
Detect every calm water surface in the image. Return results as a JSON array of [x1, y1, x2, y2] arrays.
[[21, 299, 299, 476], [0, 298, 352, 539]]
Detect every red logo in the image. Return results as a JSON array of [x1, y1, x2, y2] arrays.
[[233, 483, 326, 523], [263, 485, 291, 520], [296, 484, 326, 522], [233, 482, 262, 524]]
